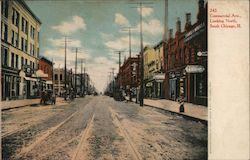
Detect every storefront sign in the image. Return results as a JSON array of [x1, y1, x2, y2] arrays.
[[153, 73, 165, 80], [185, 65, 205, 73], [184, 23, 205, 42], [146, 82, 153, 87]]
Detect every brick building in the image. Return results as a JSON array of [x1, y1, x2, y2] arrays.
[[117, 56, 140, 98], [164, 0, 207, 105], [38, 57, 53, 91]]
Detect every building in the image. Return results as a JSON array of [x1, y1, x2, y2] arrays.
[[118, 56, 140, 98], [164, 0, 207, 105], [38, 57, 53, 91], [143, 43, 164, 99], [72, 73, 89, 95], [1, 0, 41, 100]]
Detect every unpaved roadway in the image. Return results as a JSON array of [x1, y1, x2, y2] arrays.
[[2, 96, 207, 160]]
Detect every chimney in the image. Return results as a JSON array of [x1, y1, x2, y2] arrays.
[[199, 0, 205, 10], [176, 17, 181, 33], [186, 13, 191, 25], [168, 29, 173, 39]]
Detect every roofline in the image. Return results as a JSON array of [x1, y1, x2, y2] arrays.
[[16, 0, 42, 24]]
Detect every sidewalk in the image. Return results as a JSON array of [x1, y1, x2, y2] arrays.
[[127, 97, 207, 123], [1, 97, 65, 111]]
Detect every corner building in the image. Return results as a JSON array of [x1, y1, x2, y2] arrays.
[[1, 0, 41, 100]]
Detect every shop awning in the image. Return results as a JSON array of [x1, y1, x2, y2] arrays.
[[46, 81, 53, 84], [32, 70, 48, 78], [24, 77, 38, 81]]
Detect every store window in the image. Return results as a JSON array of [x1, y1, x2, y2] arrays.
[[195, 73, 207, 97]]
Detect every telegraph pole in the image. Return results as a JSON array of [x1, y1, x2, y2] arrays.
[[64, 37, 67, 100], [139, 2, 144, 106], [80, 59, 83, 96], [75, 48, 78, 97], [129, 1, 153, 106], [110, 67, 115, 95]]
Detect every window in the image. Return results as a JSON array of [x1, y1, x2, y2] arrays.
[[30, 26, 35, 39], [3, 24, 8, 41], [21, 17, 28, 34], [21, 57, 24, 66], [11, 53, 14, 67], [33, 44, 35, 55], [25, 59, 27, 65], [21, 37, 24, 51], [11, 30, 14, 45], [12, 8, 19, 27], [32, 62, 35, 69], [55, 74, 58, 81], [15, 32, 18, 47], [21, 17, 24, 31], [30, 61, 32, 68], [1, 0, 8, 18], [1, 47, 8, 66], [25, 40, 27, 52], [195, 73, 207, 97], [15, 54, 18, 69], [60, 74, 62, 81], [37, 48, 39, 58]]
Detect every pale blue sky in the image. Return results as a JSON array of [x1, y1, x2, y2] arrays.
[[26, 0, 199, 92]]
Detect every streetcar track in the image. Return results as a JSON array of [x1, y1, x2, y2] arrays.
[[109, 107, 143, 160], [72, 114, 95, 160], [15, 110, 79, 159], [2, 126, 31, 139]]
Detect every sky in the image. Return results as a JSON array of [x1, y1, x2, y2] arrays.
[[26, 0, 199, 92]]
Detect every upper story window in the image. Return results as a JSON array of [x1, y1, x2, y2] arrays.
[[30, 26, 35, 39], [11, 30, 19, 48], [1, 0, 9, 18], [25, 39, 28, 52], [12, 8, 19, 27], [11, 52, 15, 68], [15, 54, 19, 69], [21, 57, 24, 66], [1, 47, 8, 66], [21, 37, 24, 51], [2, 23, 8, 42], [55, 74, 58, 81], [21, 17, 28, 34]]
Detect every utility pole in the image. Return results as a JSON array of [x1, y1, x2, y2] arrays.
[[110, 67, 115, 95], [58, 64, 61, 96], [139, 2, 144, 106], [114, 51, 125, 72], [129, 1, 153, 106], [64, 36, 67, 100], [163, 0, 168, 72], [80, 59, 83, 96], [75, 48, 78, 97]]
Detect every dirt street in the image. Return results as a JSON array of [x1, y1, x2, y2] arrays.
[[2, 96, 207, 160]]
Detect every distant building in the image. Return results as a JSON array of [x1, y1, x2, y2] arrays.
[[143, 43, 164, 99], [1, 0, 41, 100], [118, 56, 140, 97], [53, 68, 70, 96], [38, 57, 53, 91]]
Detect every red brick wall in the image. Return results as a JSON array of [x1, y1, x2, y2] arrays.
[[39, 59, 53, 81]]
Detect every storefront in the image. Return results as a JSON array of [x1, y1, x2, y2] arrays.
[[1, 66, 20, 100]]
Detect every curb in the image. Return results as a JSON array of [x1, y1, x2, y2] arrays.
[[144, 104, 207, 125], [1, 100, 67, 111], [129, 99, 207, 126]]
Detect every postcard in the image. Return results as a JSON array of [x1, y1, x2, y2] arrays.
[[1, 0, 249, 159]]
